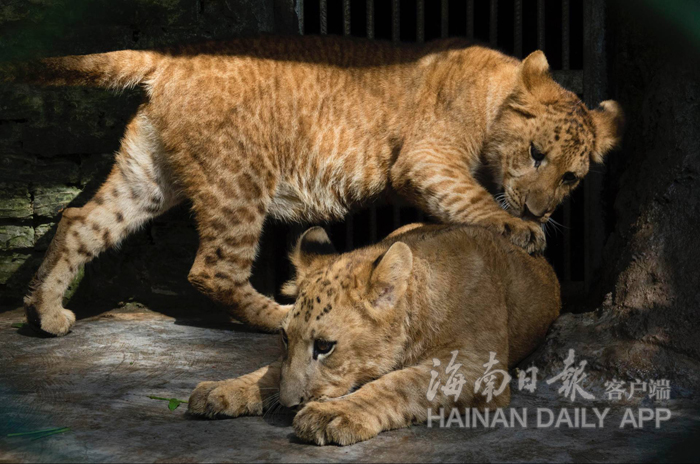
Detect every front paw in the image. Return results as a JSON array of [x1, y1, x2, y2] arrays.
[[188, 379, 264, 418], [25, 304, 75, 337], [293, 401, 380, 446], [495, 217, 546, 253]]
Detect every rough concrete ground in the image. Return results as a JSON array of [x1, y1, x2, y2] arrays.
[[0, 305, 698, 463]]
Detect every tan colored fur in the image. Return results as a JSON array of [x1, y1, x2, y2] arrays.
[[8, 36, 617, 335], [188, 223, 560, 445]]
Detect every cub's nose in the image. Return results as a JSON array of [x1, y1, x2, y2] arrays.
[[522, 204, 545, 221], [279, 393, 304, 409]]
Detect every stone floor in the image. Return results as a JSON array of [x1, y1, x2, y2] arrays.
[[1, 304, 699, 463]]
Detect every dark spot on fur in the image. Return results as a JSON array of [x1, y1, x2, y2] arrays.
[[77, 244, 91, 257], [115, 212, 124, 223], [94, 195, 104, 206], [214, 272, 229, 280], [216, 248, 224, 259], [205, 255, 217, 265], [210, 219, 227, 232], [316, 296, 321, 304]]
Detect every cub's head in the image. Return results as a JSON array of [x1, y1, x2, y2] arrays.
[[277, 227, 413, 408], [485, 50, 624, 223]]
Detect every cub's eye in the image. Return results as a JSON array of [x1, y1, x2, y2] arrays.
[[530, 142, 545, 168], [562, 172, 578, 184], [280, 328, 288, 348], [313, 339, 336, 359]]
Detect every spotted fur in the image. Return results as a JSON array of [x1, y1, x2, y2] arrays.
[[8, 36, 618, 336], [188, 224, 561, 445]]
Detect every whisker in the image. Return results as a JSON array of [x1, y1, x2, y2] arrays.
[[548, 217, 569, 230]]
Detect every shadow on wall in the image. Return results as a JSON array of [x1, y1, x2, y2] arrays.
[[0, 0, 288, 314], [524, 0, 700, 392]]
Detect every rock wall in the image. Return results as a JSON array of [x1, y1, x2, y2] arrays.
[[529, 0, 700, 393], [0, 0, 295, 309]]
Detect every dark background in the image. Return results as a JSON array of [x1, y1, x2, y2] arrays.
[[0, 0, 698, 390]]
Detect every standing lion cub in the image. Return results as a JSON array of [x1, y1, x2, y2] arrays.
[[188, 223, 560, 445], [4, 35, 616, 336]]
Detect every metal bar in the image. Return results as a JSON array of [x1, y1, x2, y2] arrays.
[[466, 0, 474, 39], [392, 0, 400, 43], [343, 0, 351, 36], [490, 0, 498, 46], [441, 0, 448, 38], [297, 0, 304, 34], [537, 0, 545, 51], [560, 0, 573, 282], [320, 0, 328, 34], [582, 0, 608, 293], [417, 0, 425, 43], [514, 0, 522, 57], [562, 0, 571, 70], [367, 0, 374, 39], [551, 70, 583, 94]]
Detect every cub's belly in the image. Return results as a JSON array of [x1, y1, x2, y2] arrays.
[[268, 179, 349, 223]]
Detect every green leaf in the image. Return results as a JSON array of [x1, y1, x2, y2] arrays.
[[8, 427, 69, 438], [30, 428, 70, 441], [11, 322, 26, 329], [168, 398, 180, 411], [148, 395, 187, 411]]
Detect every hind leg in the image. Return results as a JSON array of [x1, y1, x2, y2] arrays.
[[181, 148, 288, 331], [24, 114, 181, 335], [187, 196, 289, 331]]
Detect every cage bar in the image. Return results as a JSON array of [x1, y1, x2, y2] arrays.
[[417, 0, 425, 43], [343, 0, 351, 36], [441, 0, 448, 38], [320, 0, 328, 34], [392, 0, 400, 43], [297, 0, 304, 34], [490, 0, 498, 46], [466, 0, 474, 39], [562, 0, 571, 70], [582, 0, 607, 292], [367, 0, 374, 39], [514, 0, 523, 57], [537, 0, 545, 50]]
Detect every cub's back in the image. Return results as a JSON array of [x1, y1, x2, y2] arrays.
[[384, 224, 560, 366]]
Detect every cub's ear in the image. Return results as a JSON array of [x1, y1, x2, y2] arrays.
[[590, 100, 624, 163], [367, 242, 413, 311], [519, 50, 551, 94], [290, 226, 336, 276]]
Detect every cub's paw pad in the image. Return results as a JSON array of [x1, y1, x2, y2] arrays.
[[293, 402, 378, 446], [188, 380, 262, 418], [188, 381, 220, 416], [501, 219, 546, 254]]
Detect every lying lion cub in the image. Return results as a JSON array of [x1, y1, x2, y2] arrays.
[[188, 223, 560, 445]]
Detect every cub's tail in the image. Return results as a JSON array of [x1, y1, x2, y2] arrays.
[[1, 50, 163, 90]]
